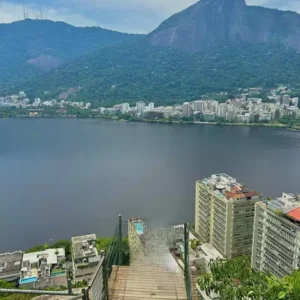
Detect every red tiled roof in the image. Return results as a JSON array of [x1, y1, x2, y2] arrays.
[[225, 190, 260, 200], [225, 191, 245, 199], [287, 207, 300, 222]]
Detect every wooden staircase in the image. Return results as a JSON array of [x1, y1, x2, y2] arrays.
[[109, 247, 187, 300]]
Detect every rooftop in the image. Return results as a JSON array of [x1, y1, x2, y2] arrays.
[[199, 243, 223, 262], [200, 173, 261, 201], [267, 192, 300, 214], [258, 192, 300, 225], [72, 234, 98, 260], [22, 248, 65, 266], [0, 251, 23, 279], [21, 248, 65, 285], [286, 207, 300, 222]]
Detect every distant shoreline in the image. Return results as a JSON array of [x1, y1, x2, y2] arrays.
[[1, 115, 300, 131]]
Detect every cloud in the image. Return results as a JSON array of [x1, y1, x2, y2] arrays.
[[0, 0, 300, 33]]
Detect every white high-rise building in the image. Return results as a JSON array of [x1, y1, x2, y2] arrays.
[[211, 101, 219, 113], [252, 193, 300, 278], [226, 109, 236, 122], [218, 103, 228, 116], [193, 100, 206, 113], [148, 102, 155, 110], [182, 102, 192, 117], [136, 101, 146, 114], [121, 103, 130, 114]]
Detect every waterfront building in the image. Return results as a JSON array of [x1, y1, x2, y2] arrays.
[[136, 101, 146, 114], [217, 103, 228, 116], [121, 103, 130, 114], [203, 111, 215, 122], [148, 102, 155, 110], [251, 193, 300, 278], [192, 100, 203, 112], [195, 174, 261, 258], [182, 102, 192, 117], [226, 109, 236, 122]]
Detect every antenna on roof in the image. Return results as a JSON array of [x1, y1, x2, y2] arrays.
[[23, 4, 26, 19]]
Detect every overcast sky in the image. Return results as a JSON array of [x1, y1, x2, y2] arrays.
[[0, 0, 300, 33]]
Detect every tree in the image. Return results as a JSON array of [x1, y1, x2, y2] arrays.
[[198, 257, 300, 300]]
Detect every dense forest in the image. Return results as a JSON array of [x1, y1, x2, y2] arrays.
[[7, 42, 300, 106]]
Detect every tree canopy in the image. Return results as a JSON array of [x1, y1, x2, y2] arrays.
[[198, 257, 300, 300], [6, 42, 300, 106]]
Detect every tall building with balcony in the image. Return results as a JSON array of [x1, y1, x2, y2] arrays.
[[195, 174, 261, 259], [251, 193, 300, 278]]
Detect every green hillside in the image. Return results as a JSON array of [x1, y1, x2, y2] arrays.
[[10, 42, 300, 105]]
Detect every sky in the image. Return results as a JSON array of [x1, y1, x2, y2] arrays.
[[0, 0, 300, 33]]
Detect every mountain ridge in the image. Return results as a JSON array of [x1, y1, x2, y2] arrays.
[[149, 0, 300, 52], [3, 1, 300, 103], [0, 19, 140, 86]]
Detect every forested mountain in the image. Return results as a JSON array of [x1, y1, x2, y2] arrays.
[[0, 19, 139, 86], [12, 42, 300, 105], [3, 0, 300, 104]]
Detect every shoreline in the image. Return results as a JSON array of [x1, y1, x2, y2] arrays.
[[1, 114, 300, 131]]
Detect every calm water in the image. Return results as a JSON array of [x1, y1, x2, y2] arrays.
[[0, 118, 300, 251]]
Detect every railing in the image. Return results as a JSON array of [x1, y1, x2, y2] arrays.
[[87, 255, 107, 300], [87, 215, 129, 300], [0, 285, 87, 300], [184, 223, 193, 300]]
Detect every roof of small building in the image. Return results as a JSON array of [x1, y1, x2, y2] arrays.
[[287, 207, 300, 222], [72, 234, 98, 260], [22, 249, 65, 266], [0, 251, 23, 279]]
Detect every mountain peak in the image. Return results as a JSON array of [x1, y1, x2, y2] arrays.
[[149, 0, 300, 52]]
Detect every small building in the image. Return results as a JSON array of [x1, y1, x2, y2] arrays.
[[20, 248, 66, 288], [0, 251, 23, 282], [72, 234, 100, 268], [72, 234, 100, 282]]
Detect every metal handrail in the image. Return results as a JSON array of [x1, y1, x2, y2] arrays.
[[87, 256, 105, 288], [0, 288, 83, 297]]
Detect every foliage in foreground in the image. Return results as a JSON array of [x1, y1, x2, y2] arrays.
[[198, 257, 300, 299]]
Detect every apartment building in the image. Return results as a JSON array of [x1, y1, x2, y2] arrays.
[[251, 193, 300, 278], [195, 174, 261, 258]]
